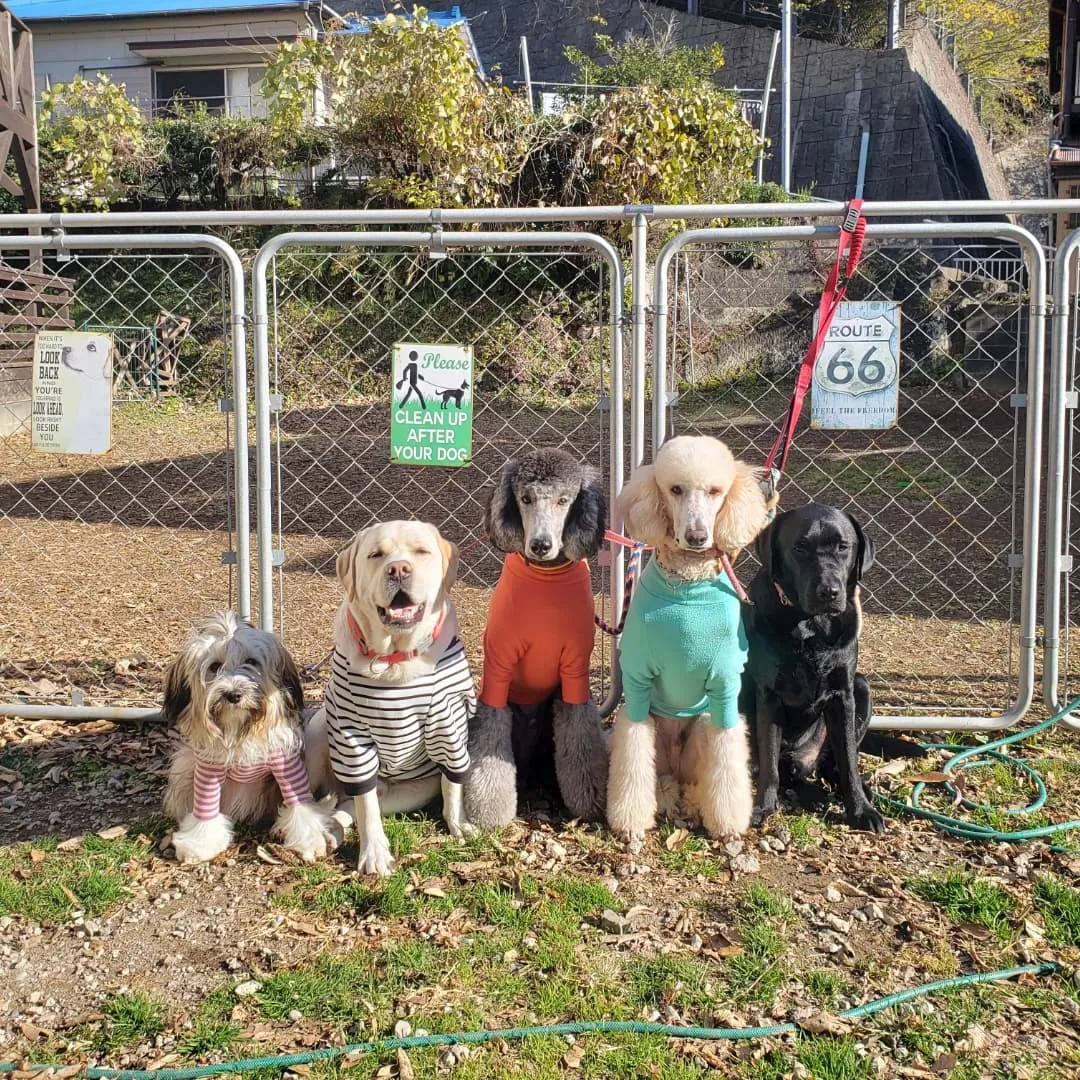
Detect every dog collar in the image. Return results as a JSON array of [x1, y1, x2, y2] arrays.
[[774, 582, 794, 607], [346, 607, 446, 665]]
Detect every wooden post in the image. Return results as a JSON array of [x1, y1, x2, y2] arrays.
[[0, 4, 40, 267]]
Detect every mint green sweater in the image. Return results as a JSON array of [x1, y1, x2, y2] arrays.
[[618, 560, 748, 730]]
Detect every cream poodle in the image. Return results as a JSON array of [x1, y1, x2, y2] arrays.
[[607, 435, 769, 842]]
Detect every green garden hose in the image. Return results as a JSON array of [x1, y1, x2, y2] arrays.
[[0, 964, 1060, 1080], [874, 693, 1080, 844]]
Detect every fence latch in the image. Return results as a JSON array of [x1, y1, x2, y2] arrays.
[[272, 549, 286, 567], [218, 398, 234, 414], [1009, 393, 1027, 409], [221, 551, 237, 566]]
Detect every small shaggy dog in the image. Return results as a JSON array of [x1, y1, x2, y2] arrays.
[[305, 520, 476, 876], [607, 436, 769, 842], [162, 612, 340, 864], [464, 448, 610, 827]]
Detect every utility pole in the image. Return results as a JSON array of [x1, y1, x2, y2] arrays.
[[780, 0, 792, 191]]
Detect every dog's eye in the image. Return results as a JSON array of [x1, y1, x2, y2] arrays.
[[207, 662, 222, 676], [670, 485, 682, 496], [414, 548, 431, 556], [708, 487, 722, 497], [367, 549, 382, 560], [557, 496, 569, 506], [521, 495, 533, 505]]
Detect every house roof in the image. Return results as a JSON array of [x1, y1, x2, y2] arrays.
[[7, 0, 311, 21]]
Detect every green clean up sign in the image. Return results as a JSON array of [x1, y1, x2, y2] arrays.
[[390, 343, 473, 467]]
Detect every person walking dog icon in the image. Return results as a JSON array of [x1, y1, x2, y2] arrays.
[[396, 350, 427, 408]]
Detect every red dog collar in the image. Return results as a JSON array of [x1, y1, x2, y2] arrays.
[[346, 607, 446, 665]]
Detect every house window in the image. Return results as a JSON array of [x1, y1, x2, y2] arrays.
[[154, 69, 226, 115], [1068, 183, 1080, 232]]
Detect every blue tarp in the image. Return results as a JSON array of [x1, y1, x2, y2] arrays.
[[9, 0, 466, 22]]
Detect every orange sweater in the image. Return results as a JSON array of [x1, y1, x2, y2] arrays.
[[480, 553, 596, 708]]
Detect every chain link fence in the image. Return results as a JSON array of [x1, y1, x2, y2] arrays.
[[0, 241, 242, 714], [254, 234, 625, 706], [656, 229, 1039, 721]]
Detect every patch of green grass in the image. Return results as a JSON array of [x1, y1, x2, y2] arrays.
[[178, 986, 242, 1060], [96, 992, 167, 1052], [783, 813, 825, 848], [656, 826, 723, 877], [751, 1038, 871, 1080], [0, 748, 43, 784], [908, 868, 1016, 943], [0, 833, 153, 923], [626, 954, 714, 1013], [724, 883, 798, 1006], [1033, 874, 1080, 948], [877, 985, 996, 1066], [806, 969, 846, 1009]]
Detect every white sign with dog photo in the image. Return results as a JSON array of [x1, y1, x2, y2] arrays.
[[811, 301, 901, 430], [31, 331, 114, 454]]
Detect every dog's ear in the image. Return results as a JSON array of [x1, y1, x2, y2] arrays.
[[484, 459, 525, 553], [279, 642, 305, 714], [617, 463, 670, 547], [714, 460, 769, 555], [335, 533, 362, 604], [437, 533, 460, 589], [845, 512, 875, 585], [562, 468, 607, 560], [161, 654, 191, 727], [752, 512, 784, 581]]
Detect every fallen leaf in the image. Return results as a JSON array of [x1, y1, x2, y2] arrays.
[[956, 922, 993, 941], [421, 885, 448, 898], [59, 884, 82, 908], [827, 879, 867, 898], [711, 944, 745, 959], [1023, 918, 1046, 942], [146, 1053, 181, 1071], [797, 1013, 853, 1037], [255, 845, 282, 865], [19, 1021, 51, 1041], [0, 767, 21, 784], [873, 760, 909, 779], [374, 1066, 395, 1079], [285, 918, 320, 936], [396, 1048, 415, 1080], [29, 849, 46, 864], [562, 1044, 586, 1070], [96, 825, 128, 841], [665, 828, 689, 850], [284, 1066, 311, 1078], [932, 1053, 957, 1074], [56, 836, 84, 852], [907, 771, 951, 785]]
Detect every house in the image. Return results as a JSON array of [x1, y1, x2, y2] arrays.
[[7, 0, 478, 119], [1051, 0, 1080, 244]]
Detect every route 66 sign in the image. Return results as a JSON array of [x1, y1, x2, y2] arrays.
[[811, 301, 901, 430]]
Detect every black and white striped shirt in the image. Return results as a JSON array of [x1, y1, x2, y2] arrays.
[[324, 636, 475, 795]]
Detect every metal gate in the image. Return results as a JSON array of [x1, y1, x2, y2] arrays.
[[251, 231, 626, 712], [0, 233, 250, 721], [652, 222, 1046, 731]]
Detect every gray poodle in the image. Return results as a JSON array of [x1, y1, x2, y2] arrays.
[[464, 448, 610, 827]]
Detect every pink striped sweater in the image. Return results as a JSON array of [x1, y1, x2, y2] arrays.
[[192, 749, 313, 821]]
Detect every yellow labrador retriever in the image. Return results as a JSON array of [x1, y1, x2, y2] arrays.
[[306, 520, 476, 875]]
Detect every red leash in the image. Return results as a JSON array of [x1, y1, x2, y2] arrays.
[[763, 199, 866, 479]]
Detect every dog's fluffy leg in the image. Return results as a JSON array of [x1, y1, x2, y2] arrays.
[[273, 801, 341, 862], [442, 776, 476, 838], [606, 711, 657, 841], [552, 699, 608, 821], [698, 720, 753, 840], [463, 702, 518, 829], [163, 746, 197, 822], [171, 812, 233, 864], [354, 790, 395, 876]]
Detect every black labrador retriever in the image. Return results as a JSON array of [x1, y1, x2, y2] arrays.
[[740, 502, 887, 834]]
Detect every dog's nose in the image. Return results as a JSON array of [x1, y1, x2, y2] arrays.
[[684, 526, 709, 548], [386, 560, 412, 580], [818, 584, 841, 603], [223, 689, 242, 704], [529, 536, 553, 557]]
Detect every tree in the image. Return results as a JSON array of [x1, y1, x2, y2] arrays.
[[38, 74, 161, 210], [264, 7, 533, 208]]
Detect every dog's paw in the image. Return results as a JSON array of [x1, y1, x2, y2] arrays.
[[356, 835, 396, 877], [846, 802, 886, 835], [171, 813, 232, 865], [751, 796, 779, 828], [447, 818, 478, 839]]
